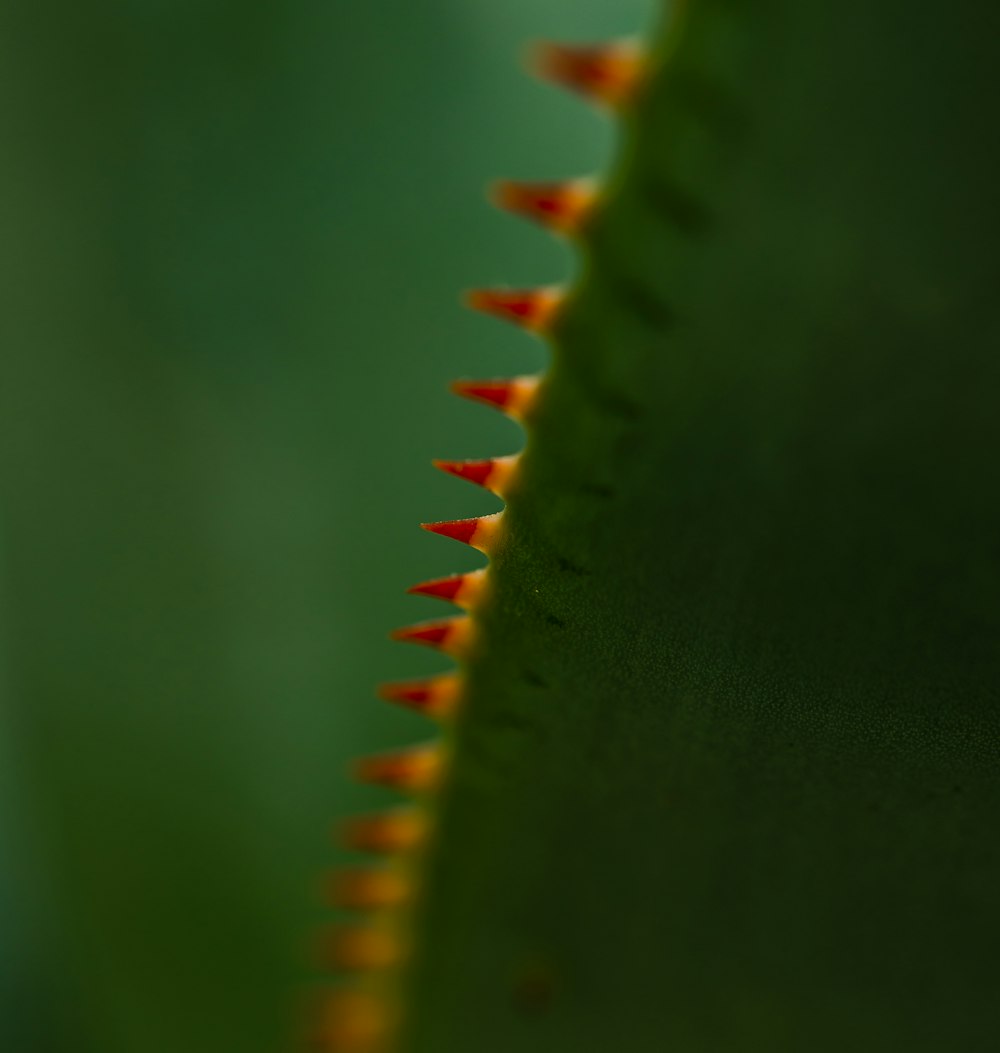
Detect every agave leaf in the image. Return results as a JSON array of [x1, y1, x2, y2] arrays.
[[357, 3, 1000, 1050]]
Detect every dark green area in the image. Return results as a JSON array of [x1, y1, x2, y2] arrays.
[[405, 2, 1000, 1050], [0, 1, 650, 1050]]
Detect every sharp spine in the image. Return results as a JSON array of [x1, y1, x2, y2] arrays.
[[450, 376, 540, 419], [389, 615, 473, 656], [406, 569, 486, 609], [531, 39, 644, 107], [491, 177, 596, 233], [432, 454, 518, 496], [464, 286, 563, 332], [420, 511, 502, 552], [377, 673, 462, 717]]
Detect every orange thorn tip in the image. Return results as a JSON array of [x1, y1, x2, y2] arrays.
[[433, 455, 518, 496], [389, 615, 472, 656], [326, 924, 403, 972], [328, 867, 410, 911], [491, 178, 596, 233], [377, 674, 462, 718], [531, 39, 645, 107], [450, 376, 540, 419], [340, 809, 427, 854], [353, 744, 443, 793], [420, 511, 502, 552], [464, 286, 563, 332]]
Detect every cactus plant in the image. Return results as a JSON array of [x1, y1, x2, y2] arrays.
[[326, 2, 1000, 1051]]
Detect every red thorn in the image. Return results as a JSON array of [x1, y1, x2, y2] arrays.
[[390, 620, 451, 647], [449, 376, 539, 418], [531, 40, 644, 107], [433, 455, 518, 496], [377, 675, 461, 718], [423, 509, 505, 551], [433, 458, 496, 488], [491, 178, 596, 233], [450, 379, 516, 410], [407, 569, 487, 610], [421, 518, 479, 545], [377, 679, 438, 705], [390, 616, 471, 654], [464, 287, 562, 332], [407, 573, 465, 602], [421, 511, 502, 552]]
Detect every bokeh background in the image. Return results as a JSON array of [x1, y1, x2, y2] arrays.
[[0, 1, 654, 1050]]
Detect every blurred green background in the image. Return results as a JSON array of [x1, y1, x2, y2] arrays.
[[0, 1, 654, 1050]]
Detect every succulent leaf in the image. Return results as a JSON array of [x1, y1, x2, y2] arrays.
[[338, 1, 1000, 1050]]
